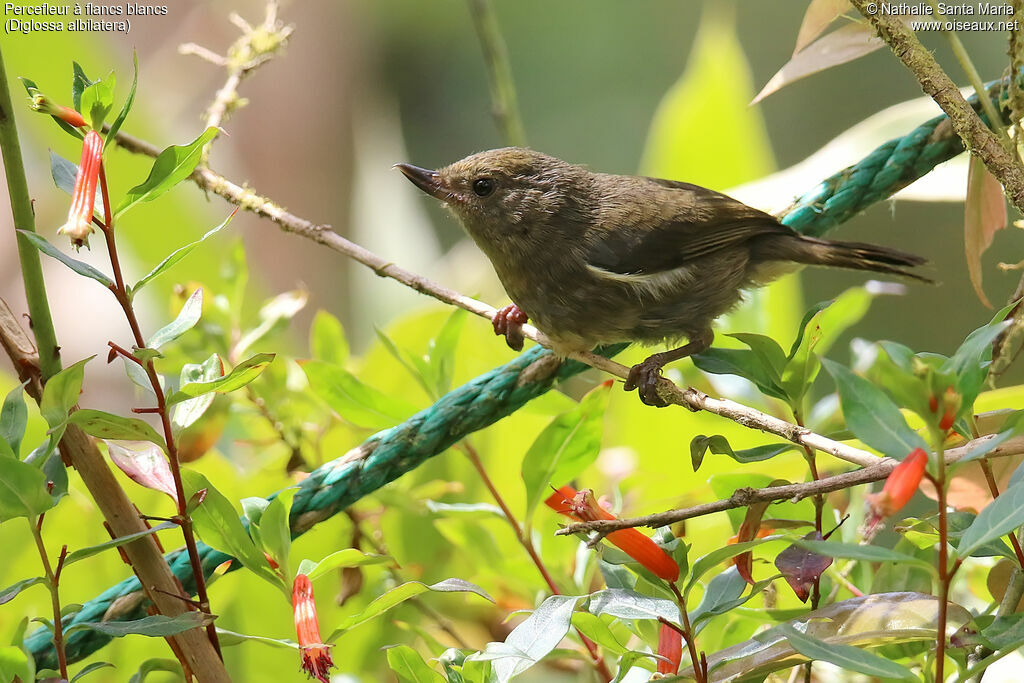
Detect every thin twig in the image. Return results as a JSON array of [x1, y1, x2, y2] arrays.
[[849, 0, 1024, 213], [467, 0, 527, 147]]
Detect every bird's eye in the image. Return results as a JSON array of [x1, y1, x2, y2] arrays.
[[472, 177, 496, 197]]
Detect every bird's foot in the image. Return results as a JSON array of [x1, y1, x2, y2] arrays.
[[492, 304, 528, 351], [624, 358, 669, 407]]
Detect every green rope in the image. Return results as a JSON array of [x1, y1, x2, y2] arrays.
[[26, 77, 1014, 668]]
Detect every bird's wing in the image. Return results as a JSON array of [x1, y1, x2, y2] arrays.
[[585, 178, 792, 276]]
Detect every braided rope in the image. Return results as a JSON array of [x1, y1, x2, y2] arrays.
[[26, 78, 1014, 668]]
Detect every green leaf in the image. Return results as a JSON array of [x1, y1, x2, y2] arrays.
[[70, 661, 115, 681], [958, 411, 1024, 465], [79, 72, 114, 131], [428, 308, 467, 395], [234, 289, 308, 358], [387, 645, 446, 683], [167, 353, 275, 405], [0, 645, 33, 683], [114, 127, 218, 218], [0, 577, 45, 606], [692, 347, 788, 400], [690, 434, 800, 470], [257, 489, 295, 578], [0, 457, 53, 521], [104, 51, 137, 151], [521, 381, 612, 526], [171, 354, 223, 431], [778, 624, 918, 681], [16, 231, 112, 287], [67, 409, 166, 449], [327, 579, 492, 641], [729, 332, 788, 376], [0, 384, 28, 457], [375, 328, 435, 398], [587, 588, 678, 624], [310, 310, 350, 366], [127, 658, 182, 683], [791, 539, 936, 574], [944, 300, 1018, 408], [131, 211, 235, 298], [39, 357, 92, 429], [147, 288, 202, 350], [569, 613, 629, 655], [958, 474, 1024, 557], [64, 522, 176, 566], [467, 594, 582, 682], [67, 612, 213, 638], [305, 548, 391, 582], [685, 538, 778, 595], [821, 358, 928, 458], [71, 62, 95, 111], [690, 566, 748, 624], [214, 629, 296, 650], [181, 471, 282, 591], [300, 359, 418, 430]]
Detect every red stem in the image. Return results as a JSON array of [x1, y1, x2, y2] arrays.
[[96, 162, 222, 657]]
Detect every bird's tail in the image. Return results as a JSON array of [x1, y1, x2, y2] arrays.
[[757, 234, 932, 283]]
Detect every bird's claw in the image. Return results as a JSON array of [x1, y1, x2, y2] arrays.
[[624, 359, 669, 407], [492, 304, 528, 351]]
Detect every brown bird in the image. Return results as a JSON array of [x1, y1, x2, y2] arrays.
[[396, 148, 929, 406]]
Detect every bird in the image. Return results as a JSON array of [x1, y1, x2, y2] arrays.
[[395, 147, 929, 406]]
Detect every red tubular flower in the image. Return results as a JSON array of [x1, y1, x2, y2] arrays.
[[29, 93, 87, 128], [292, 573, 334, 683], [546, 486, 680, 583], [656, 622, 682, 675], [867, 448, 928, 521], [58, 130, 103, 249]]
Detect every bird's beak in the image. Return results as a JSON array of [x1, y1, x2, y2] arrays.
[[394, 163, 447, 201]]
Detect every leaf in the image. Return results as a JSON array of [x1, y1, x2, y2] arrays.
[[171, 354, 224, 432], [64, 522, 176, 566], [587, 588, 678, 624], [167, 353, 275, 405], [79, 73, 115, 131], [67, 409, 166, 449], [793, 0, 852, 54], [690, 566, 748, 624], [305, 548, 390, 582], [71, 61, 96, 111], [958, 475, 1024, 557], [300, 359, 417, 430], [943, 300, 1017, 408], [71, 661, 115, 682], [181, 471, 282, 591], [822, 358, 928, 457], [471, 595, 582, 683], [214, 629, 297, 650], [16, 230, 112, 287], [67, 612, 214, 638], [427, 308, 467, 395], [114, 127, 218, 218], [753, 21, 882, 104], [127, 658, 182, 683], [964, 156, 1007, 308], [0, 577, 45, 606], [105, 441, 178, 502], [375, 328, 435, 398], [256, 489, 295, 577], [692, 348, 788, 400], [775, 531, 834, 602], [104, 50, 137, 151], [234, 289, 308, 358], [0, 457, 54, 521], [328, 579, 492, 641], [521, 381, 612, 525], [147, 288, 202, 350], [0, 384, 28, 457], [791, 539, 935, 575], [387, 645, 446, 683], [39, 357, 92, 429], [686, 538, 778, 595], [0, 645, 32, 683], [310, 310, 350, 366], [690, 434, 799, 470], [131, 211, 235, 298], [778, 623, 918, 680]]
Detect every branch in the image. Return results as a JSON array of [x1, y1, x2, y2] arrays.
[[556, 431, 1024, 536], [849, 0, 1024, 213]]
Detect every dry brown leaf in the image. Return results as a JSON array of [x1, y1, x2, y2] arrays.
[[965, 155, 1008, 309], [794, 0, 853, 55], [753, 20, 881, 104]]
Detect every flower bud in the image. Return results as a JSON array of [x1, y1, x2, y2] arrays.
[[866, 447, 928, 522], [30, 93, 87, 128], [656, 622, 682, 675], [57, 130, 103, 249]]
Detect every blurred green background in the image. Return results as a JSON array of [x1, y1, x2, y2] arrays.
[[1, 0, 1023, 681]]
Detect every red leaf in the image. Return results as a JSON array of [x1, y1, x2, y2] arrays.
[[106, 440, 178, 503], [965, 155, 1007, 309], [774, 531, 833, 602]]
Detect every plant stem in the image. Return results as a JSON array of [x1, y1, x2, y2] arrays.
[[30, 517, 68, 680], [793, 409, 822, 683], [96, 162, 221, 657], [935, 435, 950, 681], [977, 458, 1024, 568], [459, 441, 612, 682], [467, 0, 527, 147], [0, 45, 62, 380], [669, 583, 705, 683]]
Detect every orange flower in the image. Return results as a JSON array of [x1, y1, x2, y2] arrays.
[[867, 448, 928, 521], [58, 130, 103, 249], [656, 622, 682, 675], [292, 573, 334, 683], [546, 486, 679, 583]]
